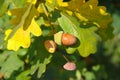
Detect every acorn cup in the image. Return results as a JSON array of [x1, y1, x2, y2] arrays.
[[54, 31, 77, 46], [44, 40, 57, 53]]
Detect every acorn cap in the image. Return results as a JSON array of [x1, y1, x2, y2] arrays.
[[44, 40, 56, 53], [54, 31, 63, 45]]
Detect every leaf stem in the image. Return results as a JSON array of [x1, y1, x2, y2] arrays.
[[57, 49, 70, 62], [41, 2, 50, 18], [62, 54, 70, 62]]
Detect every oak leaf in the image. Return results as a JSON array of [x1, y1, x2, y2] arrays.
[[4, 3, 42, 51]]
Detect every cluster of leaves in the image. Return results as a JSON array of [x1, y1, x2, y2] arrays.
[[0, 0, 114, 80]]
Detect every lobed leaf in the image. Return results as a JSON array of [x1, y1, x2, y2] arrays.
[[67, 0, 112, 29], [0, 52, 24, 79], [58, 12, 99, 57], [4, 3, 42, 51], [4, 18, 42, 51], [63, 0, 114, 40]]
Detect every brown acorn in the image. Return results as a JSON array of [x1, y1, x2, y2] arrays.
[[44, 40, 57, 53], [62, 33, 77, 46]]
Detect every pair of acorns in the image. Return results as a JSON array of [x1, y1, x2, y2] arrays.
[[44, 31, 77, 53]]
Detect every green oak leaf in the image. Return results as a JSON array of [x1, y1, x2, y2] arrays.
[[26, 37, 52, 78], [37, 55, 52, 78], [0, 52, 24, 79], [58, 12, 99, 57], [30, 56, 52, 78], [0, 51, 12, 66], [16, 70, 31, 80]]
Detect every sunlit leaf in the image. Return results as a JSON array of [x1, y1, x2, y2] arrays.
[[4, 3, 42, 51], [4, 18, 42, 51], [58, 13, 99, 57], [27, 0, 37, 4]]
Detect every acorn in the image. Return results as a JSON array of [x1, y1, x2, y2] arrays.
[[63, 62, 76, 71], [54, 31, 77, 46], [44, 40, 57, 53], [62, 33, 77, 46]]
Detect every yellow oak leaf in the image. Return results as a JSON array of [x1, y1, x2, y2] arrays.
[[46, 0, 68, 8], [26, 0, 44, 13], [99, 8, 108, 15], [4, 3, 42, 51], [57, 0, 68, 7], [4, 18, 42, 51], [27, 0, 37, 4]]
